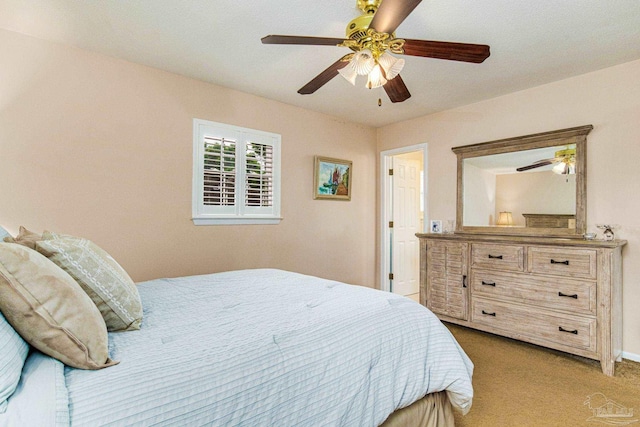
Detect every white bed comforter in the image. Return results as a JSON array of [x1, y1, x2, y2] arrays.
[[7, 269, 473, 426]]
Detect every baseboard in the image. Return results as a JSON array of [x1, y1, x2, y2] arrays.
[[622, 351, 640, 363]]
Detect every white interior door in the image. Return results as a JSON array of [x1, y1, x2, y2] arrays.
[[391, 155, 421, 300]]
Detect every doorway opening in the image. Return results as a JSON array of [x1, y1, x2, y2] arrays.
[[380, 144, 428, 302]]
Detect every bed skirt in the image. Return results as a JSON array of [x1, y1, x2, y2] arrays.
[[380, 391, 454, 427]]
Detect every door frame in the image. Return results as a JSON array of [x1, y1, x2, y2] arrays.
[[380, 143, 429, 292]]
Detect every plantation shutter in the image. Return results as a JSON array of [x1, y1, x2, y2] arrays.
[[244, 141, 274, 212], [203, 136, 236, 207]]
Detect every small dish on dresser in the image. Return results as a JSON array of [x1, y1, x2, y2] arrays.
[[583, 232, 597, 240]]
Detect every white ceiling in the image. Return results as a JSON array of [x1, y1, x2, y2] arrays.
[[1, 0, 639, 127]]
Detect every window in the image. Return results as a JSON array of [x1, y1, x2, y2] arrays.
[[192, 119, 281, 225]]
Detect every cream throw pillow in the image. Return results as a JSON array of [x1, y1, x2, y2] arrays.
[[36, 232, 143, 332], [0, 243, 117, 370]]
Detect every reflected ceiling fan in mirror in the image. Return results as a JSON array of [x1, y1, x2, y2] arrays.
[[516, 147, 577, 175], [261, 0, 490, 103]]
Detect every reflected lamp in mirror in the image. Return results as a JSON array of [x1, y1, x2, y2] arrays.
[[496, 211, 514, 226]]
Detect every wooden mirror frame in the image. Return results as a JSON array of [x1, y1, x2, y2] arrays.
[[452, 125, 593, 237]]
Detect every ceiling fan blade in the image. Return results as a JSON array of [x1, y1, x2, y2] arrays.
[[369, 0, 422, 34], [402, 39, 490, 63], [516, 160, 554, 172], [298, 57, 349, 95], [261, 35, 346, 46], [384, 75, 411, 103]]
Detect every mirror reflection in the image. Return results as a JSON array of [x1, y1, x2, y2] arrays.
[[463, 144, 576, 228]]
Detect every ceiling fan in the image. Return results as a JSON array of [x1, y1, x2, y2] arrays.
[[516, 147, 577, 175], [261, 0, 490, 103]]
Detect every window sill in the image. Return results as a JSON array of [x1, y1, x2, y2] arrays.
[[192, 217, 282, 226]]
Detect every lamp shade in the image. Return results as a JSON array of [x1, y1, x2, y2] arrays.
[[496, 211, 514, 226]]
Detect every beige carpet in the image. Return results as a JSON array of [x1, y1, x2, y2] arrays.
[[447, 323, 640, 427]]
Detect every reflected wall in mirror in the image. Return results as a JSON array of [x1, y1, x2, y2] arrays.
[[453, 125, 593, 237]]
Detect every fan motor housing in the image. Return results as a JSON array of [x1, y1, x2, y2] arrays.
[[346, 14, 374, 40]]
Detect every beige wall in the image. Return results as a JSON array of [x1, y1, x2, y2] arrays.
[[463, 163, 496, 226], [378, 58, 640, 356], [496, 171, 576, 227], [0, 29, 377, 286]]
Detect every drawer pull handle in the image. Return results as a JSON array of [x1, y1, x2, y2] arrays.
[[481, 310, 496, 316], [488, 255, 503, 259], [463, 275, 467, 288], [559, 326, 578, 335], [558, 292, 578, 299], [550, 259, 570, 265], [482, 281, 496, 287]]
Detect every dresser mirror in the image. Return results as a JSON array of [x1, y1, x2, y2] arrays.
[[452, 125, 593, 237]]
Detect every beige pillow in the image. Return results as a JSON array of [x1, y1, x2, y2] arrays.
[[0, 243, 117, 370], [36, 232, 143, 332], [2, 226, 41, 249]]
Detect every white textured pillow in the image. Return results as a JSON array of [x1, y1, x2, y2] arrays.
[[0, 310, 29, 413], [36, 232, 143, 332]]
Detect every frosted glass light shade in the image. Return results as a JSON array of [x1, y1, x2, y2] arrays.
[[378, 52, 405, 80], [338, 64, 358, 85], [366, 64, 387, 89], [553, 161, 576, 175], [352, 49, 375, 75], [553, 162, 567, 174]]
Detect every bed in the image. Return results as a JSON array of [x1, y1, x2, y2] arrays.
[[0, 228, 473, 427]]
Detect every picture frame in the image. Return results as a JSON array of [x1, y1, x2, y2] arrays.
[[430, 220, 443, 234], [313, 156, 352, 201]]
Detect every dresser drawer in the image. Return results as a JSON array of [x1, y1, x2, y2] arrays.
[[528, 246, 597, 279], [472, 298, 596, 352], [471, 243, 524, 272], [471, 270, 596, 315]]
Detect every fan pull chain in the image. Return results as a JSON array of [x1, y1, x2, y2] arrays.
[[378, 98, 382, 107]]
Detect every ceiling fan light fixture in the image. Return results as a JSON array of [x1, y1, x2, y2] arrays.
[[378, 52, 405, 80], [366, 64, 387, 89]]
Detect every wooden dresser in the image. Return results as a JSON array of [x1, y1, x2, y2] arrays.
[[417, 233, 626, 376]]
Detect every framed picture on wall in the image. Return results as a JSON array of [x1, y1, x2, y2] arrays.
[[313, 156, 352, 201], [430, 220, 443, 234]]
